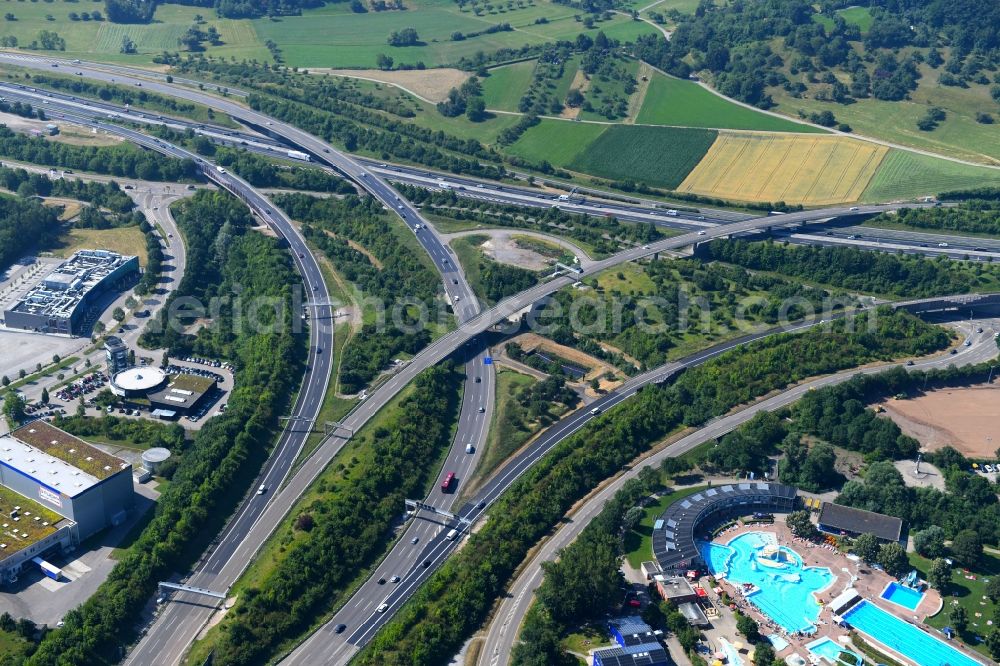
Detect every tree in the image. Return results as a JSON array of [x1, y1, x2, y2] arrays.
[[161, 353, 169, 370], [41, 387, 49, 404], [986, 628, 1000, 660], [112, 307, 125, 322], [785, 510, 817, 539], [1, 376, 8, 387], [951, 529, 983, 568], [928, 558, 952, 590], [465, 96, 486, 122], [127, 349, 136, 367], [913, 526, 946, 558], [876, 542, 909, 578], [3, 391, 26, 427], [986, 576, 1000, 602], [852, 533, 880, 563], [735, 612, 760, 642], [375, 53, 393, 70], [120, 35, 137, 54], [950, 603, 968, 632], [754, 641, 775, 665], [387, 27, 420, 46]]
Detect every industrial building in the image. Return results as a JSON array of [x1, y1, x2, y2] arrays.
[[593, 617, 672, 666], [817, 502, 904, 543], [1, 422, 133, 538], [3, 250, 139, 336]]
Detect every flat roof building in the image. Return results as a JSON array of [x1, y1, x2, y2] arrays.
[[595, 618, 672, 666], [817, 502, 904, 543], [0, 422, 133, 543], [145, 373, 216, 413], [3, 250, 139, 336]]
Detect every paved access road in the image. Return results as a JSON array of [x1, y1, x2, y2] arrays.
[[478, 317, 1000, 666]]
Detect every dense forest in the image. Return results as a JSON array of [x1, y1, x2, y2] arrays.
[[0, 195, 62, 273], [0, 126, 198, 181], [29, 190, 302, 665], [703, 238, 1000, 297], [355, 309, 948, 666], [276, 192, 442, 393], [869, 201, 1000, 236], [209, 363, 462, 665], [631, 0, 1000, 110]]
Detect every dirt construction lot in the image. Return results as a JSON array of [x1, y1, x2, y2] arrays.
[[676, 132, 888, 205], [879, 386, 1000, 458]]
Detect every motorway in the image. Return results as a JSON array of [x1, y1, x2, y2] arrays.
[[0, 54, 996, 664], [478, 316, 1000, 666]]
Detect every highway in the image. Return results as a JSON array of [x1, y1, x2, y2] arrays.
[[478, 316, 1000, 666], [0, 54, 994, 664]]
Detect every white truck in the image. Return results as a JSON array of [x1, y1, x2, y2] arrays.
[[287, 150, 311, 162], [445, 528, 459, 541], [437, 181, 451, 190]]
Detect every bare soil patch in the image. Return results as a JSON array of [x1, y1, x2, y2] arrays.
[[878, 385, 1000, 458], [514, 332, 622, 383], [559, 69, 590, 120], [480, 235, 550, 270], [311, 68, 470, 103]]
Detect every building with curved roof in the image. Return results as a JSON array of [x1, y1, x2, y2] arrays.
[[111, 367, 167, 396], [652, 482, 797, 574]]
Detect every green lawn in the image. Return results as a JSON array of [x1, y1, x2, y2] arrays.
[[569, 125, 717, 188], [482, 60, 536, 112], [624, 485, 707, 568], [813, 6, 874, 33], [636, 72, 823, 132], [909, 550, 1000, 660], [507, 118, 607, 166], [862, 150, 1000, 202]]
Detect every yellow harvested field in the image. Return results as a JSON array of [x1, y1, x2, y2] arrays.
[[676, 132, 888, 205]]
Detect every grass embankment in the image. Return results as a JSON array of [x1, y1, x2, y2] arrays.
[[53, 226, 148, 265], [189, 364, 464, 665], [862, 150, 1000, 202]]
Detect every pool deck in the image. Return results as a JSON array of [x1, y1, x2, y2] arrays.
[[702, 521, 973, 666]]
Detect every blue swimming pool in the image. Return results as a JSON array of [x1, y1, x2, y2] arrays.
[[842, 601, 981, 666], [806, 637, 862, 665], [700, 532, 834, 633], [881, 582, 924, 611]]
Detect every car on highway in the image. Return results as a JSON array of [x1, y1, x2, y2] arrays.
[[465, 444, 475, 454], [590, 407, 601, 415], [697, 231, 706, 235], [477, 406, 485, 413], [938, 242, 949, 247], [441, 471, 456, 492], [411, 536, 419, 544], [422, 559, 431, 568], [377, 603, 389, 613], [335, 624, 347, 634], [378, 578, 386, 585], [474, 376, 481, 383], [257, 484, 267, 495], [390, 575, 400, 583]]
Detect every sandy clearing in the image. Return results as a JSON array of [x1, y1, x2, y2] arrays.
[[309, 68, 470, 103], [878, 385, 1000, 458], [559, 69, 590, 120], [0, 111, 122, 146], [513, 332, 623, 383]]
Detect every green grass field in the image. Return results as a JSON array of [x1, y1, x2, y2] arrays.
[[482, 60, 535, 112], [506, 118, 607, 166], [909, 550, 1000, 660], [636, 72, 823, 132], [862, 150, 1000, 202], [0, 0, 653, 69], [813, 6, 874, 33], [569, 125, 717, 188]]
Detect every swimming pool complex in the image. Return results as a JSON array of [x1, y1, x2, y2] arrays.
[[880, 581, 925, 611], [806, 637, 862, 666], [700, 532, 834, 633], [842, 601, 983, 666]]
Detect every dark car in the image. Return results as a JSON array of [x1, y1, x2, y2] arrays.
[[474, 377, 481, 383], [422, 559, 431, 568], [335, 624, 347, 634], [378, 578, 386, 585]]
